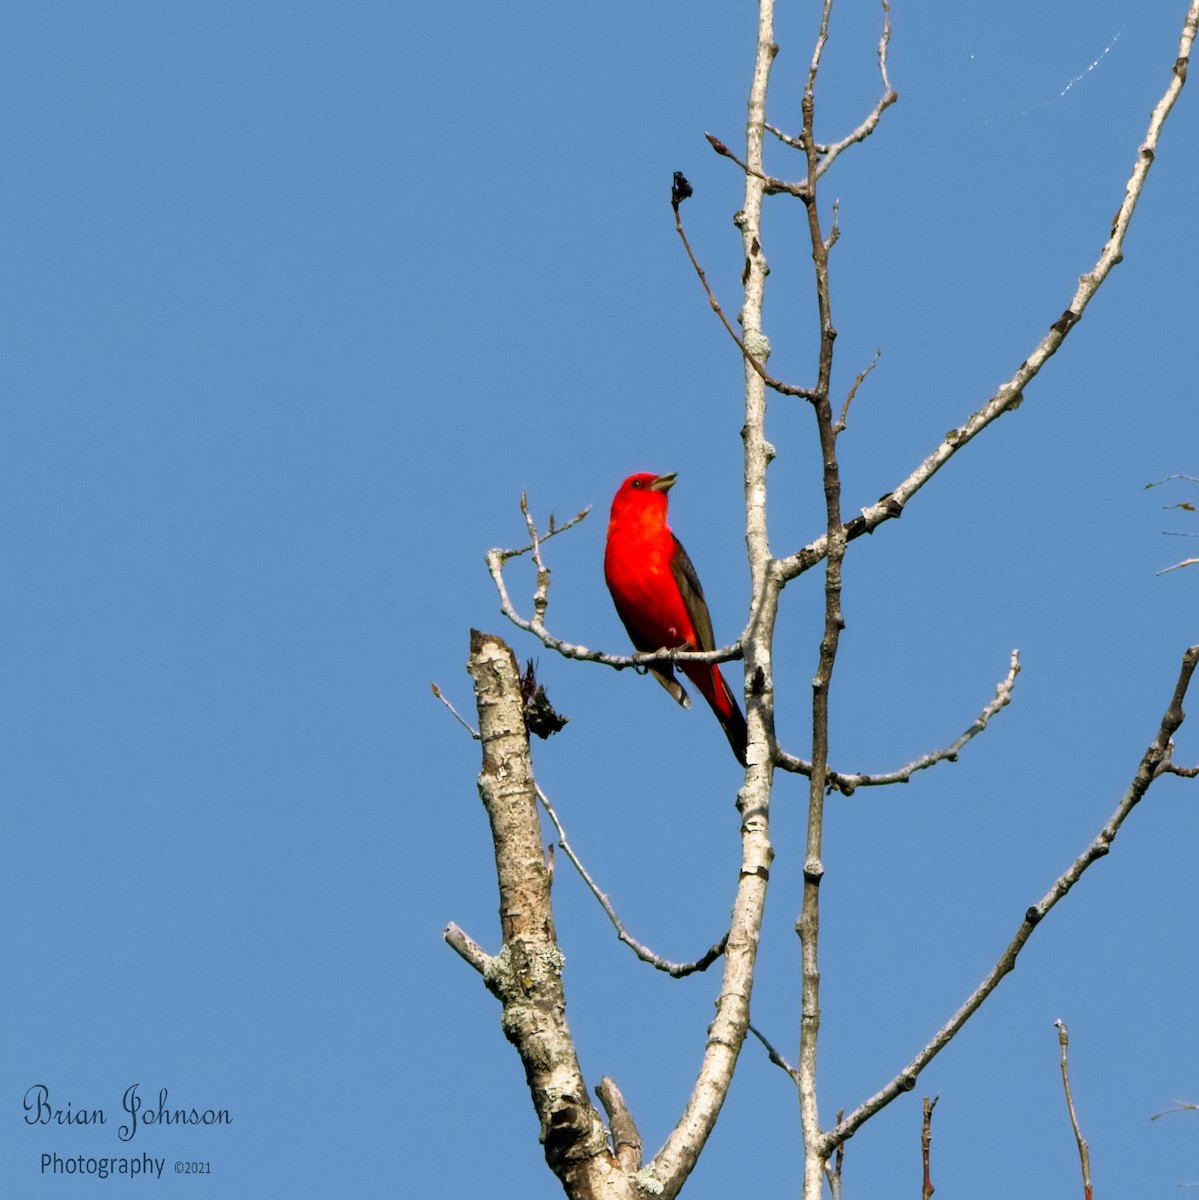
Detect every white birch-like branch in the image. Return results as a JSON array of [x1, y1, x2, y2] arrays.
[[443, 921, 490, 974], [636, 2, 783, 1196], [447, 631, 640, 1198]]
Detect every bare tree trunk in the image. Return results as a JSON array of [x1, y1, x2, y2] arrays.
[[450, 631, 640, 1200]]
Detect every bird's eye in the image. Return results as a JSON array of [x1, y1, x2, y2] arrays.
[[631, 479, 642, 489]]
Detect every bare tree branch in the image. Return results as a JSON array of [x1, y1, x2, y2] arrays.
[[452, 631, 639, 1199], [640, 771, 775, 1199], [749, 1023, 801, 1087], [922, 1094, 940, 1200], [673, 188, 817, 399], [823, 643, 1199, 1155], [834, 348, 881, 435], [1055, 1020, 1094, 1200], [431, 682, 479, 739], [765, 0, 897, 176], [793, 4, 854, 1193], [1148, 474, 1199, 488], [1151, 1101, 1199, 1119], [537, 782, 728, 977], [443, 921, 490, 975], [777, 0, 1199, 586], [826, 1109, 845, 1200], [1157, 558, 1199, 576], [776, 650, 1021, 793], [596, 1077, 644, 1174], [453, 5, 1199, 1198], [705, 132, 806, 198], [815, 0, 897, 179]]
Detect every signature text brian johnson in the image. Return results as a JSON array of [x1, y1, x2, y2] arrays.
[[23, 1083, 232, 1141]]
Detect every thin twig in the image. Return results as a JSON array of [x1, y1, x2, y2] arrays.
[[776, 650, 1021, 793], [1151, 475, 1199, 571], [768, 0, 897, 174], [431, 682, 480, 739], [922, 1094, 939, 1200], [834, 348, 881, 434], [673, 197, 817, 400], [749, 1023, 801, 1086], [814, 0, 897, 181], [824, 198, 841, 254], [520, 491, 552, 627], [806, 0, 835, 98], [537, 784, 728, 977], [1157, 557, 1199, 575], [1055, 1021, 1093, 1200], [825, 1108, 846, 1200], [764, 122, 810, 152], [705, 132, 806, 197], [1146, 474, 1199, 488], [1151, 1101, 1199, 1119], [821, 643, 1199, 1157]]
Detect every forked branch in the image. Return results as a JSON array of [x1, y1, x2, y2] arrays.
[[776, 0, 1199, 585], [765, 0, 897, 178]]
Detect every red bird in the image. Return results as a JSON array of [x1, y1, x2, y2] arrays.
[[604, 472, 747, 766]]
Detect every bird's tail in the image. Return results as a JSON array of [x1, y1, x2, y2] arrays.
[[688, 664, 748, 767]]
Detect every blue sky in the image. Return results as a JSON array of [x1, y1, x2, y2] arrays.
[[1, 2, 1196, 1197]]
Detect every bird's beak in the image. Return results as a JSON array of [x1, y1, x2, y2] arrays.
[[650, 473, 677, 493]]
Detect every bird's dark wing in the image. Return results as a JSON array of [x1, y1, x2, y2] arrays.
[[669, 535, 716, 653]]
